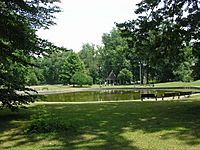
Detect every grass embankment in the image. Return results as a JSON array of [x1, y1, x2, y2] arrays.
[[30, 80, 200, 93], [1, 96, 200, 149]]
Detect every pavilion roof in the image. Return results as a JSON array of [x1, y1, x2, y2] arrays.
[[106, 70, 116, 80]]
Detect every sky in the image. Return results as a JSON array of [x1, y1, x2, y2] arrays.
[[37, 0, 141, 52]]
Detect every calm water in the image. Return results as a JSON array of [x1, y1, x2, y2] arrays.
[[43, 90, 170, 102]]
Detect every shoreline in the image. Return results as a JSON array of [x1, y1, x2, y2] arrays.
[[35, 86, 200, 95]]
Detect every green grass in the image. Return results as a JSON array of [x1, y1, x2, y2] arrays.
[[30, 80, 200, 92], [30, 84, 137, 92], [1, 96, 200, 149], [31, 84, 72, 91], [154, 80, 200, 87]]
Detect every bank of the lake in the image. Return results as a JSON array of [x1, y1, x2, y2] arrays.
[[30, 80, 200, 96]]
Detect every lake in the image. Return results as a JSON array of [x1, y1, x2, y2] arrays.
[[42, 89, 174, 102]]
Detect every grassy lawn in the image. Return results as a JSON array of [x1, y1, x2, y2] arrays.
[[155, 80, 200, 87], [1, 96, 200, 149], [30, 80, 200, 93], [30, 84, 138, 91], [31, 84, 72, 91]]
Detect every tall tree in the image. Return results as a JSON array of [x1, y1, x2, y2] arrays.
[[135, 0, 200, 80], [59, 51, 85, 84], [78, 43, 99, 84], [42, 52, 62, 84], [99, 28, 131, 79], [0, 0, 61, 110], [117, 0, 199, 82]]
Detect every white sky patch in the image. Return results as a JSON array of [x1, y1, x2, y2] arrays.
[[37, 0, 141, 52]]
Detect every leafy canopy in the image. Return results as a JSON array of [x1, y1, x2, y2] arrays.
[[0, 0, 61, 110], [117, 0, 199, 82]]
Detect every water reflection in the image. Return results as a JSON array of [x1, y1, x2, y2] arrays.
[[44, 90, 168, 102]]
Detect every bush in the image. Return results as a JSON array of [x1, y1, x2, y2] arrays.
[[26, 107, 75, 134], [70, 72, 93, 86], [117, 68, 133, 85], [86, 75, 93, 85], [27, 117, 66, 134]]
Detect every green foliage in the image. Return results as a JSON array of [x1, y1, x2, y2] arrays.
[[60, 51, 85, 84], [27, 114, 66, 134], [173, 46, 195, 82], [0, 62, 37, 111], [174, 62, 193, 82], [25, 61, 45, 85], [33, 50, 85, 85], [78, 43, 100, 84], [0, 0, 61, 110], [26, 70, 40, 85], [86, 75, 93, 86], [42, 52, 63, 84], [26, 106, 75, 134], [103, 29, 130, 75], [117, 0, 200, 83], [117, 68, 133, 85], [70, 72, 93, 86]]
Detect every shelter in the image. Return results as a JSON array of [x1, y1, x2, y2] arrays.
[[105, 70, 117, 85]]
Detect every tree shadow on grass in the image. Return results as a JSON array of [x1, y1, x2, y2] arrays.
[[0, 109, 38, 149], [50, 100, 200, 149], [0, 108, 63, 149], [1, 99, 200, 149]]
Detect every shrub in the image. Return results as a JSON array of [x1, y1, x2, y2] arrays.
[[117, 68, 133, 84], [70, 72, 93, 86], [26, 107, 75, 134]]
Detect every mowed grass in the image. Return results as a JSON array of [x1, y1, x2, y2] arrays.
[[30, 80, 200, 92], [1, 96, 200, 149], [155, 80, 200, 87], [31, 84, 71, 91]]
